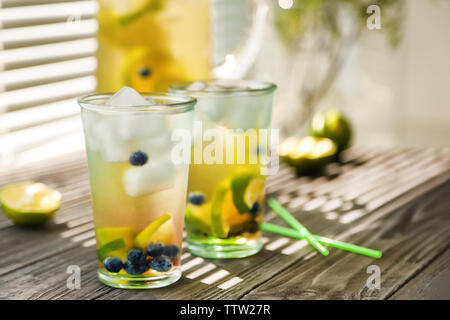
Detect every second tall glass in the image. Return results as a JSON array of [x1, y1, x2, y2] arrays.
[[170, 80, 277, 258]]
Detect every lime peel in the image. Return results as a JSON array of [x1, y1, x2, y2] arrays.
[[97, 238, 126, 261], [0, 182, 61, 226]]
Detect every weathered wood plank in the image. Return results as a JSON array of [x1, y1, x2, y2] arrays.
[[0, 148, 449, 300], [242, 179, 450, 300], [389, 249, 450, 300]]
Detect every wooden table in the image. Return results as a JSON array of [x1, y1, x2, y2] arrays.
[[1, 147, 449, 300]]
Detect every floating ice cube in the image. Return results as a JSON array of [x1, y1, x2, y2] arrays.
[[187, 81, 206, 91], [225, 95, 272, 130], [196, 97, 227, 127], [123, 161, 174, 197], [117, 114, 166, 141], [106, 86, 154, 107], [140, 132, 173, 155]]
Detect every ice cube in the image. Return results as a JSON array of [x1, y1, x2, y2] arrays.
[[187, 81, 206, 91], [117, 114, 166, 141], [123, 161, 174, 197], [106, 86, 153, 107], [139, 132, 173, 155]]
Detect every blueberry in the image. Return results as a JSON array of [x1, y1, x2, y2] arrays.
[[146, 243, 164, 257], [248, 202, 260, 215], [163, 245, 179, 257], [129, 150, 148, 166], [248, 220, 260, 233], [148, 256, 172, 272], [126, 249, 146, 265], [103, 257, 123, 273], [138, 66, 152, 78], [123, 260, 148, 275], [188, 193, 205, 206]]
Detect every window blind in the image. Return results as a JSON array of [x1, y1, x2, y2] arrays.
[[0, 0, 98, 167]]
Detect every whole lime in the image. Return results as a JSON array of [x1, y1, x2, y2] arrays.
[[309, 109, 352, 151]]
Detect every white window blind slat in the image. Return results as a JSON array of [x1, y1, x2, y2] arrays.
[[0, 19, 98, 49], [0, 38, 97, 70], [0, 0, 83, 8], [0, 57, 97, 91], [0, 116, 82, 159], [0, 0, 97, 166], [0, 98, 79, 133], [0, 1, 98, 28], [0, 75, 96, 112], [10, 132, 85, 168]]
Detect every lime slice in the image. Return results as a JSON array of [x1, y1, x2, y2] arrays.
[[230, 172, 265, 214], [210, 183, 230, 238], [97, 227, 137, 259], [97, 238, 126, 261], [134, 213, 172, 249], [185, 203, 212, 235], [210, 183, 252, 238], [0, 182, 61, 226], [116, 0, 165, 26]]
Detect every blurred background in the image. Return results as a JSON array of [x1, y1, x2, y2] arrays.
[[0, 0, 449, 169]]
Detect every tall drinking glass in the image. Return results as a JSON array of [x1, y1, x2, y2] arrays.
[[78, 92, 195, 288], [170, 80, 277, 258]]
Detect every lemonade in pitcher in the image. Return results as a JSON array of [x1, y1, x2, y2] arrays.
[[96, 0, 211, 92], [170, 80, 277, 259]]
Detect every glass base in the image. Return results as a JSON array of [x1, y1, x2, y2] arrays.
[[98, 269, 181, 289], [187, 238, 263, 259]]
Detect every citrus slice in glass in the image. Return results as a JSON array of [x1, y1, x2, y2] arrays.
[[211, 182, 252, 238], [230, 171, 265, 214], [134, 213, 173, 249], [185, 202, 212, 235]]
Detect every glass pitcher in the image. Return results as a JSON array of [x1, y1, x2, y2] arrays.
[[95, 0, 269, 92]]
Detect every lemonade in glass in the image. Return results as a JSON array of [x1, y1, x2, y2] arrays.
[[170, 80, 277, 258], [78, 88, 195, 288]]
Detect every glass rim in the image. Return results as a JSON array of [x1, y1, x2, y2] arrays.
[[169, 79, 277, 97], [78, 92, 196, 114]]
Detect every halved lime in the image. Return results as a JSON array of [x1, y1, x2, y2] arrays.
[[280, 136, 337, 173], [309, 109, 352, 151], [230, 172, 265, 214], [134, 213, 173, 249], [0, 182, 61, 226], [185, 202, 212, 235]]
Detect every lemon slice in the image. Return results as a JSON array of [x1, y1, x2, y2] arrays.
[[210, 183, 252, 238], [0, 182, 61, 226], [97, 227, 137, 260], [185, 202, 212, 235], [134, 213, 173, 249], [210, 183, 230, 238], [230, 172, 265, 214]]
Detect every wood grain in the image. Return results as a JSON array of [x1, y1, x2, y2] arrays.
[[0, 148, 449, 300], [389, 249, 450, 300]]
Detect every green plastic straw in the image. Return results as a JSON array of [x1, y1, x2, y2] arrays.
[[267, 198, 329, 256], [261, 222, 382, 259]]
